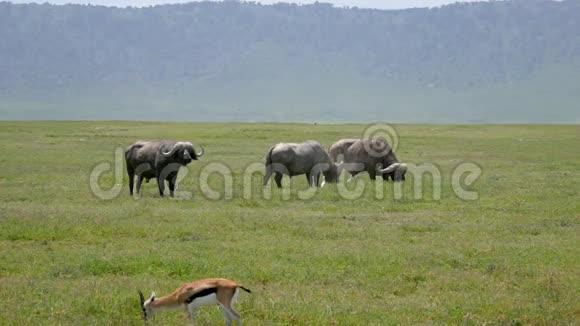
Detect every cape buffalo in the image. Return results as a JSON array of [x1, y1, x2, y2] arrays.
[[329, 138, 407, 182], [264, 141, 343, 188], [125, 141, 205, 197]]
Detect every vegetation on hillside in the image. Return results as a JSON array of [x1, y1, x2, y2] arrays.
[[1, 0, 579, 122]]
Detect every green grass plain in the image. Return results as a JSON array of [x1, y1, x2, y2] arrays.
[[0, 122, 578, 325]]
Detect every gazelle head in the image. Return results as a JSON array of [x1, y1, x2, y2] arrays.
[[138, 290, 156, 321]]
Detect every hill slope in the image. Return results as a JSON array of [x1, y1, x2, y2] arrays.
[[0, 0, 579, 123]]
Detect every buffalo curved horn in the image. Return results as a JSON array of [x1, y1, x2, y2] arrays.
[[378, 163, 406, 174], [161, 142, 186, 157], [399, 163, 408, 173], [195, 145, 205, 158], [161, 141, 204, 158]]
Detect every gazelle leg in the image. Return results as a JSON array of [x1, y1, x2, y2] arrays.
[[232, 310, 242, 325], [187, 305, 197, 324], [224, 304, 241, 326], [220, 303, 233, 326]]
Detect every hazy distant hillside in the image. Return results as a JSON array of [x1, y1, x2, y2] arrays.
[[1, 0, 579, 123]]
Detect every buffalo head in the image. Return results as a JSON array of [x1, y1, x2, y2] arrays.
[[377, 163, 407, 182], [161, 142, 205, 164], [321, 161, 344, 186]]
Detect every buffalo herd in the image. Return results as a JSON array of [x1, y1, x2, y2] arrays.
[[125, 138, 406, 197]]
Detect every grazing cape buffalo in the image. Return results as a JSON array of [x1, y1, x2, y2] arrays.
[[329, 138, 407, 182], [125, 141, 204, 197], [264, 141, 343, 188]]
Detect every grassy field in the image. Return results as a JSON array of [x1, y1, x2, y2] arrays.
[[0, 121, 578, 325]]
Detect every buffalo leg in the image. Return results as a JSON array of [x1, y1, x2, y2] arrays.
[[369, 170, 377, 181], [136, 175, 144, 194], [308, 172, 320, 188], [127, 168, 135, 196], [168, 172, 177, 197], [315, 172, 322, 187], [274, 172, 283, 188], [157, 176, 165, 197]]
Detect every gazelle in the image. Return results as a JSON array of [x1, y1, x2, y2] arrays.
[[138, 278, 251, 325]]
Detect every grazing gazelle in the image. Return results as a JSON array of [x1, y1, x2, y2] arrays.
[[138, 278, 251, 325]]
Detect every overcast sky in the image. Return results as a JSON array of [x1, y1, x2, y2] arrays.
[[9, 0, 492, 10]]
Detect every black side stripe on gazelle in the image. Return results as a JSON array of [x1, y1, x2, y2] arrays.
[[185, 287, 218, 304]]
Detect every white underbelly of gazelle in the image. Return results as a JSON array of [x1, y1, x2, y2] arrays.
[[187, 293, 219, 307]]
